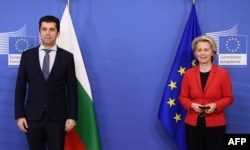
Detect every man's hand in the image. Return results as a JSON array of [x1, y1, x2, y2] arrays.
[[17, 118, 28, 133], [65, 119, 76, 132]]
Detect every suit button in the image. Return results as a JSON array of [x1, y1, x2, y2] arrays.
[[44, 105, 47, 111]]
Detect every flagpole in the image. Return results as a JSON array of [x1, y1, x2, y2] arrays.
[[67, 0, 70, 11]]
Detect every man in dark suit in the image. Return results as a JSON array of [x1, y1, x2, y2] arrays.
[[14, 15, 78, 150]]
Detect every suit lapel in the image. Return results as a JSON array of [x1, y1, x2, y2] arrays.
[[203, 64, 216, 93], [194, 66, 203, 92], [32, 48, 46, 80], [47, 48, 61, 81]]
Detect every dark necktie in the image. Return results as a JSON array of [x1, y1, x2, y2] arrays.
[[42, 49, 52, 80]]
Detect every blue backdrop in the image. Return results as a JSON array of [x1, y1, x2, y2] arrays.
[[0, 0, 249, 150]]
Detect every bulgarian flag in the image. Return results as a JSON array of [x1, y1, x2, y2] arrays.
[[57, 5, 101, 150]]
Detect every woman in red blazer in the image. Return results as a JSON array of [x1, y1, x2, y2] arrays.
[[179, 35, 233, 150]]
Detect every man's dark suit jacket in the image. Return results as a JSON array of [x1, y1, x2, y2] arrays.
[[15, 46, 78, 121]]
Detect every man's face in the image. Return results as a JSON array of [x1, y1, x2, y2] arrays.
[[39, 22, 60, 48]]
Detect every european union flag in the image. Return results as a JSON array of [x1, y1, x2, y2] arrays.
[[9, 36, 36, 54], [158, 4, 201, 150], [219, 36, 247, 54]]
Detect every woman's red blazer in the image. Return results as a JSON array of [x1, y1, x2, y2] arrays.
[[179, 64, 233, 127]]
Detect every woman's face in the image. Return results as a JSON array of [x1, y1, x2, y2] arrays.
[[194, 41, 214, 65]]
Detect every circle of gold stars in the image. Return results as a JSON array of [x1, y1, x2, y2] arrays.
[[15, 38, 29, 53], [225, 37, 240, 53]]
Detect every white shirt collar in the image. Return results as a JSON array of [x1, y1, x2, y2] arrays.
[[39, 45, 57, 51]]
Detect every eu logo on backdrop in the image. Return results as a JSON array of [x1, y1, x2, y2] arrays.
[[8, 36, 36, 66], [218, 35, 248, 66], [219, 36, 247, 54], [9, 36, 36, 54]]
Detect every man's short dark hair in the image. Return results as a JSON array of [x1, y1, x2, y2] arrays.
[[39, 15, 60, 32]]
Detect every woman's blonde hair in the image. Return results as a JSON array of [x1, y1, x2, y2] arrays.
[[191, 35, 217, 61]]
